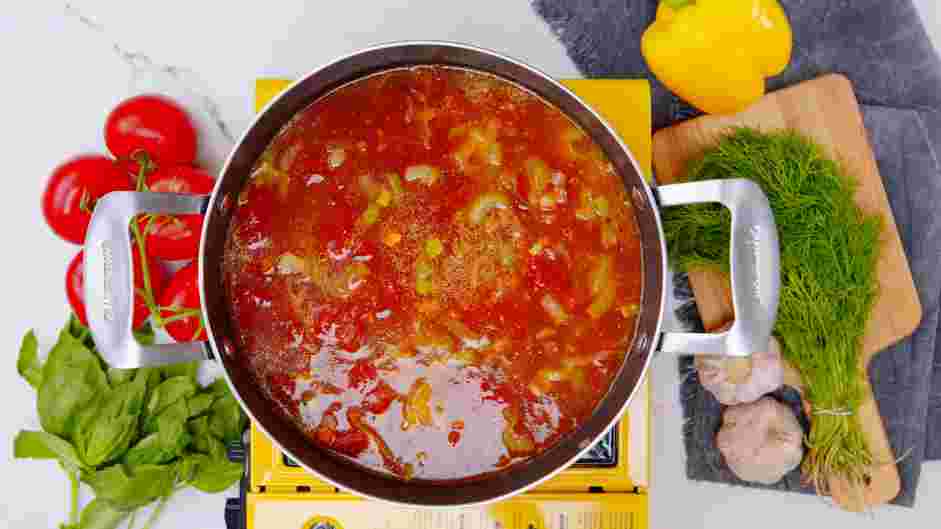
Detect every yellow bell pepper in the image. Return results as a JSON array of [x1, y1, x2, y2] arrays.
[[641, 0, 793, 115]]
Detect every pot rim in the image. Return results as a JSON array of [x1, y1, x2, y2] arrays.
[[199, 40, 667, 508]]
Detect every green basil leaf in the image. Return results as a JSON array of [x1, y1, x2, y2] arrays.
[[191, 379, 246, 444], [189, 459, 243, 493], [77, 371, 149, 466], [209, 395, 246, 444], [83, 464, 177, 510], [137, 367, 163, 399], [121, 432, 167, 466], [159, 361, 200, 382], [13, 430, 87, 473], [38, 326, 108, 437], [13, 430, 57, 459], [161, 397, 191, 425], [107, 368, 135, 387], [105, 369, 150, 417], [186, 393, 216, 419], [158, 425, 192, 460], [81, 466, 126, 497], [123, 430, 187, 467], [78, 415, 138, 468], [66, 314, 97, 351], [17, 330, 42, 388], [178, 453, 208, 483], [76, 499, 130, 529], [187, 416, 213, 454], [126, 398, 193, 465], [133, 322, 156, 347], [205, 433, 229, 460], [38, 365, 100, 438], [183, 449, 243, 493], [144, 376, 198, 426], [144, 395, 188, 434], [44, 321, 98, 376], [205, 378, 230, 397], [180, 382, 246, 492], [72, 393, 105, 438]]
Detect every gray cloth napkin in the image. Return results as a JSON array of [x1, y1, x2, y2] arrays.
[[533, 0, 941, 507]]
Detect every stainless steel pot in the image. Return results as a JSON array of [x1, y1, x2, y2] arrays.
[[84, 41, 779, 507]]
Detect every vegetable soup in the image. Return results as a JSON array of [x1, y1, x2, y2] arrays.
[[223, 66, 642, 481]]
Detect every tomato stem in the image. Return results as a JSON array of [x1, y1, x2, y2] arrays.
[[191, 319, 205, 341], [130, 217, 164, 329], [125, 153, 206, 343], [78, 190, 93, 214], [131, 150, 155, 192], [160, 308, 202, 325]]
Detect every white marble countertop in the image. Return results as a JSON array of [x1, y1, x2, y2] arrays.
[[2, 1, 939, 528]]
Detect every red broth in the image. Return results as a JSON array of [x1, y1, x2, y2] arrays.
[[223, 66, 642, 481]]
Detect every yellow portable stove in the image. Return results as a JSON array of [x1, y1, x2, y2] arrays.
[[223, 78, 654, 529]]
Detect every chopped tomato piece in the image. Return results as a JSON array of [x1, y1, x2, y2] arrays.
[[348, 407, 404, 476], [314, 423, 337, 446], [320, 382, 344, 395], [347, 359, 378, 390], [332, 430, 370, 457], [363, 380, 398, 414]]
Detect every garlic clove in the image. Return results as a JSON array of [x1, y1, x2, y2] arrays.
[[717, 396, 804, 485], [694, 324, 784, 405]]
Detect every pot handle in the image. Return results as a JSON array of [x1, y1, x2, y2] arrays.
[[656, 179, 780, 357], [84, 191, 212, 368]]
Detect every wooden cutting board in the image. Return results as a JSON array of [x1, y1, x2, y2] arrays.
[[652, 74, 922, 510]]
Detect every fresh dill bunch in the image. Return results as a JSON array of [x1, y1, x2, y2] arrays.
[[663, 128, 882, 491]]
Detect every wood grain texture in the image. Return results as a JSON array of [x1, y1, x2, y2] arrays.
[[653, 74, 922, 510]]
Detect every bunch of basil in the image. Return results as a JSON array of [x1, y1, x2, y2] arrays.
[[14, 316, 246, 529]]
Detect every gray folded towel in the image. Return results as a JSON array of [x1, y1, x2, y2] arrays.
[[533, 0, 941, 507]]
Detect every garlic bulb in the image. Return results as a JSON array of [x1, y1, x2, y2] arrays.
[[716, 396, 804, 485], [695, 335, 783, 405]]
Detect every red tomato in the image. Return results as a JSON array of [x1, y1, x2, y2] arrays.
[[65, 251, 86, 324], [42, 155, 133, 244], [66, 247, 164, 328], [158, 262, 207, 341], [105, 95, 198, 166], [146, 165, 214, 194], [137, 166, 214, 260]]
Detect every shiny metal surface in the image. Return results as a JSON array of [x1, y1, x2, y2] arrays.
[[202, 41, 665, 507], [84, 192, 212, 368], [657, 179, 780, 356]]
